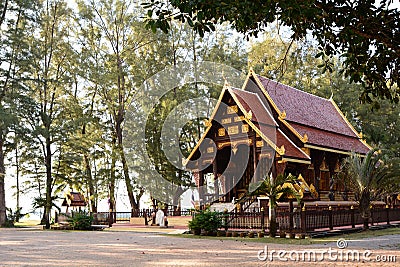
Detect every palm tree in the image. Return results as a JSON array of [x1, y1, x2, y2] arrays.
[[251, 173, 300, 237], [342, 149, 400, 230]]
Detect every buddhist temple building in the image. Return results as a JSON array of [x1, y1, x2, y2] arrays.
[[62, 192, 87, 213], [185, 69, 371, 206]]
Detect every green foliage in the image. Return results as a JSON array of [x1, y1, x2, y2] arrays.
[[67, 212, 93, 230], [4, 207, 26, 227], [341, 149, 400, 229], [251, 174, 300, 209], [144, 0, 400, 104], [188, 209, 223, 233]]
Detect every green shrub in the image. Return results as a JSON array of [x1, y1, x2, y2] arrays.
[[188, 209, 223, 234], [67, 212, 93, 230], [4, 208, 26, 227]]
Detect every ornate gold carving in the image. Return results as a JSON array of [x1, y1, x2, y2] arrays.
[[203, 159, 213, 164], [207, 147, 214, 153], [245, 110, 252, 120], [279, 110, 287, 120], [234, 115, 244, 122], [260, 152, 272, 158], [303, 134, 308, 142], [204, 119, 212, 127], [228, 125, 239, 135], [227, 105, 238, 114], [301, 147, 310, 156], [232, 147, 238, 154], [217, 141, 230, 149], [216, 139, 252, 150], [241, 124, 249, 133], [218, 128, 225, 136], [221, 118, 232, 124], [256, 140, 264, 147]]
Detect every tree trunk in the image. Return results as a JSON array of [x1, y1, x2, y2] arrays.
[[120, 145, 138, 210], [15, 143, 20, 222], [0, 138, 6, 226], [359, 190, 371, 230], [115, 55, 138, 210], [43, 137, 52, 229], [109, 137, 117, 212], [363, 218, 369, 230], [269, 204, 277, 237], [84, 154, 97, 213]]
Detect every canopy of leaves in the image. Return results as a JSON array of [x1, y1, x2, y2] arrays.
[[341, 149, 400, 217], [143, 0, 400, 104]]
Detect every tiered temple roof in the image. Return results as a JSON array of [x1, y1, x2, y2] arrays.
[[246, 71, 370, 155]]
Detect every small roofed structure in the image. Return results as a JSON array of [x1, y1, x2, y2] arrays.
[[62, 192, 87, 213]]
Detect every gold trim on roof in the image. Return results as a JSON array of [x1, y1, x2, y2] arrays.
[[228, 87, 285, 156], [282, 157, 312, 164], [242, 67, 253, 90], [278, 116, 308, 143], [204, 119, 212, 127], [329, 98, 372, 150], [183, 85, 228, 166], [246, 110, 253, 120], [279, 110, 286, 120], [304, 144, 367, 157]]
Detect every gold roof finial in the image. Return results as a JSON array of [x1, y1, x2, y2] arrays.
[[223, 79, 230, 88], [303, 134, 308, 142], [279, 110, 287, 120], [246, 110, 253, 120]]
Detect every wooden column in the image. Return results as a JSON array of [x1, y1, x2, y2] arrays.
[[275, 160, 287, 177], [311, 150, 324, 198], [198, 171, 205, 208], [213, 159, 219, 201], [252, 133, 258, 182], [326, 153, 338, 201]]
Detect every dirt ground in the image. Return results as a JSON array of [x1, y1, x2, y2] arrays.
[[1, 228, 399, 267]]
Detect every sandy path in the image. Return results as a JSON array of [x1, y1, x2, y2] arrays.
[[0, 228, 399, 266]]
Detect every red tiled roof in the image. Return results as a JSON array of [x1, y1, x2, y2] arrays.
[[230, 88, 309, 160], [230, 88, 277, 126], [256, 75, 358, 137], [292, 122, 370, 154], [276, 129, 310, 160], [62, 192, 87, 207]]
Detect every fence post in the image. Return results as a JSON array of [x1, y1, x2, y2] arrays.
[[144, 210, 148, 226], [370, 205, 374, 226], [386, 205, 390, 225], [261, 207, 265, 233], [224, 208, 228, 232], [328, 206, 333, 230], [300, 205, 306, 233], [289, 201, 294, 231], [350, 205, 355, 228]]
